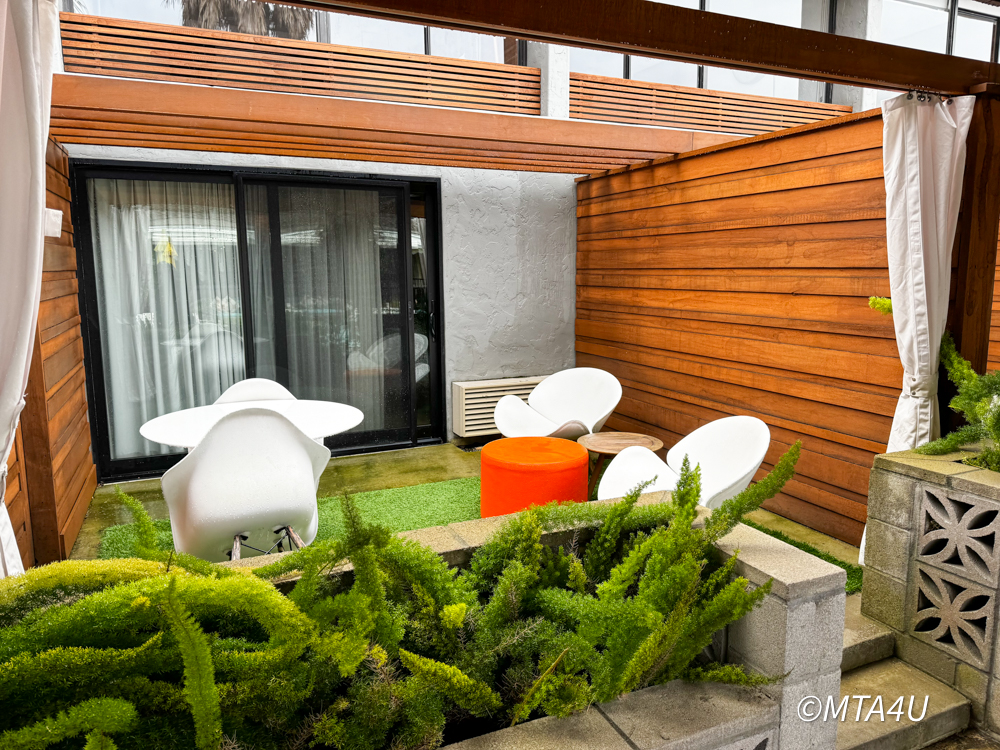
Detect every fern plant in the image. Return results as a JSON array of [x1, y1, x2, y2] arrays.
[[160, 578, 222, 750], [0, 442, 801, 750], [916, 332, 1000, 468]]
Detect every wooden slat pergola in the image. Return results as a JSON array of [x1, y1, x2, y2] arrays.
[[291, 0, 1000, 376]]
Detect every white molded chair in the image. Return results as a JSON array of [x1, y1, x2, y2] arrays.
[[493, 368, 623, 441], [215, 378, 295, 404], [596, 445, 680, 501], [597, 416, 771, 508], [161, 408, 330, 562]]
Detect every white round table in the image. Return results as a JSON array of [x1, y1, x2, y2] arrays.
[[139, 400, 365, 449]]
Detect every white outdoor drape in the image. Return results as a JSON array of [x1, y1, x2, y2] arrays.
[[860, 92, 975, 565], [0, 0, 58, 579]]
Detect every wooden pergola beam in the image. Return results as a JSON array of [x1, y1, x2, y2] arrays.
[[296, 0, 998, 94], [950, 93, 1000, 374]]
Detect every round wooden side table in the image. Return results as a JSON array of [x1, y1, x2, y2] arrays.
[[577, 432, 664, 499]]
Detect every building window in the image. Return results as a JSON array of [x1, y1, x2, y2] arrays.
[[323, 11, 425, 53], [954, 8, 998, 61], [569, 48, 626, 77], [703, 0, 803, 99], [427, 28, 505, 63], [881, 0, 950, 53]]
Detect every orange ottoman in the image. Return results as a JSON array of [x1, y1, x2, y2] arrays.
[[480, 437, 589, 518]]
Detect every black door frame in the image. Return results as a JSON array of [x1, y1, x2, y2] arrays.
[[70, 160, 446, 481]]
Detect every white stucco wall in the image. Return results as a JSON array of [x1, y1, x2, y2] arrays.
[[63, 145, 579, 436]]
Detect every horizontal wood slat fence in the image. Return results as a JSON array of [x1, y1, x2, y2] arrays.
[[576, 111, 895, 545], [989, 257, 1000, 372], [570, 73, 852, 136], [60, 13, 542, 116]]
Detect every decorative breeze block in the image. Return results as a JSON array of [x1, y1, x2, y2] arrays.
[[917, 488, 1000, 586], [910, 563, 995, 669]]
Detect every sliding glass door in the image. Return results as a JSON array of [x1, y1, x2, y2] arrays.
[[243, 181, 413, 447], [76, 166, 442, 479]]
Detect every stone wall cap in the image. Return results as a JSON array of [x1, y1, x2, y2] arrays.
[[716, 523, 846, 600], [947, 468, 1000, 502], [444, 707, 631, 750], [597, 679, 779, 750], [873, 451, 979, 482]]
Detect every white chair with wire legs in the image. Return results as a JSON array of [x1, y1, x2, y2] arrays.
[[161, 408, 330, 562], [597, 416, 771, 509], [493, 367, 622, 441]]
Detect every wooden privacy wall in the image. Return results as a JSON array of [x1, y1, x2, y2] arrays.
[[60, 14, 542, 116], [50, 75, 732, 174], [18, 139, 98, 565], [570, 73, 852, 136], [4, 424, 32, 570], [576, 111, 897, 545], [989, 262, 1000, 372]]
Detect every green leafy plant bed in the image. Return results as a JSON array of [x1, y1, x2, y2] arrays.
[[99, 478, 483, 559], [2, 445, 800, 750]]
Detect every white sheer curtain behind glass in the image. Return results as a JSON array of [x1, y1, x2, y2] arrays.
[[859, 92, 975, 564], [0, 0, 59, 578], [88, 179, 245, 460], [273, 186, 386, 430]]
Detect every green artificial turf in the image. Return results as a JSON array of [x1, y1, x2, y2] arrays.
[[98, 477, 482, 560], [742, 518, 863, 595]]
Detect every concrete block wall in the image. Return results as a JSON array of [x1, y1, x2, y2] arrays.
[[717, 524, 846, 750], [864, 450, 1000, 728]]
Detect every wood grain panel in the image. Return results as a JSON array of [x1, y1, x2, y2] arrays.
[[570, 73, 851, 136], [4, 424, 33, 570], [51, 75, 736, 174], [18, 138, 96, 566], [576, 110, 892, 545], [61, 13, 542, 116]]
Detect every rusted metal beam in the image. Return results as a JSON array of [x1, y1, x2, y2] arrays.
[[292, 0, 997, 94]]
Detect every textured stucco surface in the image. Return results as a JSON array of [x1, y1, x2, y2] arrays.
[[64, 145, 579, 435]]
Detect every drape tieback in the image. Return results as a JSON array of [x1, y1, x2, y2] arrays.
[[900, 379, 938, 400]]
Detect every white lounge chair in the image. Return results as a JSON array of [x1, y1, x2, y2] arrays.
[[596, 416, 771, 508], [161, 408, 330, 562], [493, 367, 622, 441], [215, 378, 296, 404]]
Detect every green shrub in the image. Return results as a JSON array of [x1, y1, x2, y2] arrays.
[[1, 444, 800, 749], [917, 332, 1000, 468], [0, 697, 137, 750]]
